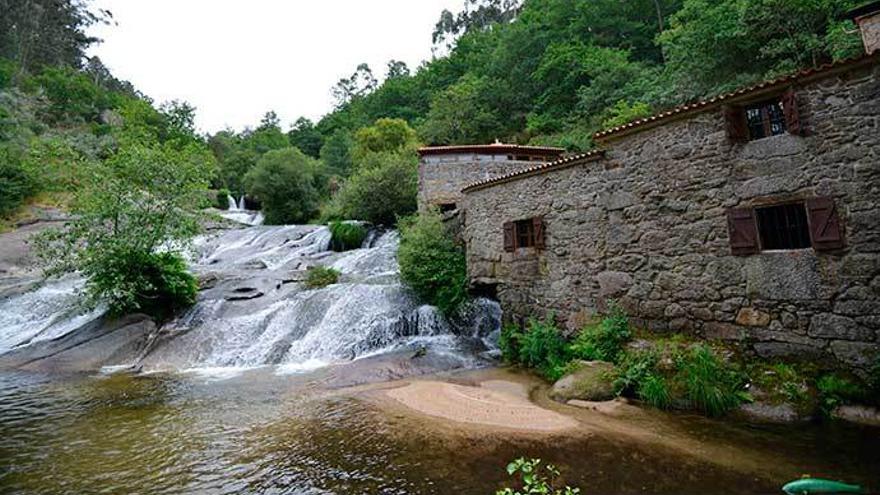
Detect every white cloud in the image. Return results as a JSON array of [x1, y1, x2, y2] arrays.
[[87, 0, 462, 133]]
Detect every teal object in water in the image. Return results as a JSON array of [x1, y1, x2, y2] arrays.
[[782, 478, 864, 494]]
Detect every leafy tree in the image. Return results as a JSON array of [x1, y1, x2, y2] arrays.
[[352, 118, 419, 163], [35, 132, 215, 320], [319, 129, 354, 177], [419, 75, 502, 145], [244, 147, 324, 224], [331, 63, 377, 108], [334, 151, 417, 225], [432, 0, 523, 49], [385, 60, 410, 79], [287, 117, 323, 158], [28, 65, 112, 123], [0, 146, 38, 216]]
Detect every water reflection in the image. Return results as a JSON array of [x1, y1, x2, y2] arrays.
[[1, 370, 878, 494]]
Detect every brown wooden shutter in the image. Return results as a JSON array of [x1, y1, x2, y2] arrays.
[[806, 197, 844, 251], [726, 208, 759, 255], [503, 222, 515, 252], [532, 216, 545, 249], [782, 88, 802, 136], [724, 105, 748, 142]]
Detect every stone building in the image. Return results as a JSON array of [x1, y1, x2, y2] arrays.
[[417, 143, 564, 212], [459, 51, 880, 370]]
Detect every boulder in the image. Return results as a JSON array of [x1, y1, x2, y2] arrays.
[[549, 360, 616, 402], [736, 401, 812, 424], [832, 405, 880, 426]]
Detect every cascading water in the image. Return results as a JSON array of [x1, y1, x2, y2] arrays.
[[227, 194, 238, 211], [0, 223, 501, 376], [217, 196, 264, 226]]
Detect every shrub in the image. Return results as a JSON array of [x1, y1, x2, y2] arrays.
[[676, 344, 746, 416], [30, 66, 111, 124], [244, 147, 324, 225], [496, 458, 580, 495], [613, 348, 658, 395], [0, 150, 37, 216], [88, 250, 197, 321], [569, 303, 631, 363], [398, 210, 468, 315], [305, 266, 340, 289], [518, 317, 571, 380], [334, 151, 417, 226], [216, 188, 231, 210], [499, 324, 523, 364], [329, 221, 368, 252], [817, 374, 865, 416]]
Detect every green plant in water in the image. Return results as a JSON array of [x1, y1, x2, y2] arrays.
[[329, 221, 368, 252], [676, 344, 746, 417], [305, 266, 340, 289], [612, 348, 657, 396], [569, 302, 631, 363], [496, 458, 580, 495]]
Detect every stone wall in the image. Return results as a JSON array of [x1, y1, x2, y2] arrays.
[[419, 154, 540, 211], [462, 61, 880, 370]]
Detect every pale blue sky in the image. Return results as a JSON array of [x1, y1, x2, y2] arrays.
[[87, 0, 462, 133]]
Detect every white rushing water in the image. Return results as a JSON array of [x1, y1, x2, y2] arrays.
[[0, 223, 501, 375]]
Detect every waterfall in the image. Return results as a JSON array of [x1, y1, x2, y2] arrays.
[[0, 225, 501, 375], [238, 195, 246, 210], [227, 194, 239, 211]]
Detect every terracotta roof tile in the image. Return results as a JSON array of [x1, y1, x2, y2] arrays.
[[462, 150, 605, 193], [418, 143, 565, 156], [594, 53, 880, 141]]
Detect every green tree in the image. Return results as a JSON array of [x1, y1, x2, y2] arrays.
[[352, 117, 419, 163], [35, 133, 215, 320], [419, 75, 502, 145], [319, 129, 354, 177], [287, 117, 323, 158], [244, 147, 324, 224], [334, 151, 417, 225]]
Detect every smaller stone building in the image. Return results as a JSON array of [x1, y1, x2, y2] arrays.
[[418, 143, 564, 212]]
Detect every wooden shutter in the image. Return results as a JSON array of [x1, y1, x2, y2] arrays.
[[726, 208, 759, 255], [724, 105, 748, 142], [503, 222, 515, 252], [806, 197, 844, 251], [532, 216, 545, 249], [782, 88, 802, 136]]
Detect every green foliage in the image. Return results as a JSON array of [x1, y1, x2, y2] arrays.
[[517, 316, 571, 380], [496, 458, 580, 495], [499, 323, 523, 364], [398, 210, 468, 315], [0, 59, 14, 89], [0, 148, 38, 216], [600, 100, 653, 130], [244, 147, 324, 225], [419, 75, 502, 145], [216, 188, 231, 210], [287, 117, 323, 158], [569, 304, 631, 363], [747, 362, 810, 407], [29, 66, 112, 124], [334, 151, 417, 226], [613, 349, 659, 396], [329, 221, 368, 252], [676, 344, 745, 417], [305, 266, 340, 289], [638, 374, 672, 410], [352, 118, 418, 162], [817, 374, 865, 415], [319, 129, 354, 176], [35, 131, 215, 320]]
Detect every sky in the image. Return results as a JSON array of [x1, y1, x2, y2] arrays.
[[86, 0, 462, 134]]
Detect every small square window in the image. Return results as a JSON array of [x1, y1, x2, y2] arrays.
[[515, 219, 536, 248], [755, 203, 811, 250], [745, 99, 787, 140]]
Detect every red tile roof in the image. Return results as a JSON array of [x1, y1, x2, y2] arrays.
[[462, 150, 605, 193], [594, 53, 880, 142], [418, 143, 565, 157]]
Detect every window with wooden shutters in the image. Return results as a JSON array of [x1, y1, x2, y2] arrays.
[[727, 208, 760, 255], [744, 98, 787, 140], [806, 197, 844, 251], [755, 203, 811, 250], [503, 222, 515, 252], [781, 88, 803, 136], [724, 105, 749, 142], [504, 217, 545, 251]]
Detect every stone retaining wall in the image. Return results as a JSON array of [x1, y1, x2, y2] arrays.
[[462, 61, 880, 370]]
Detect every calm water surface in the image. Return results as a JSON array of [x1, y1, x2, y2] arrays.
[[1, 369, 878, 495]]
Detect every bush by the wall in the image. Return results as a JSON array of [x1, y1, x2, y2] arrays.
[[817, 374, 865, 416], [329, 221, 368, 252], [398, 210, 467, 315], [676, 344, 746, 417], [569, 303, 631, 363]]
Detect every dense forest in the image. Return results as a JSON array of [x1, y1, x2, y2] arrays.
[[0, 0, 867, 229]]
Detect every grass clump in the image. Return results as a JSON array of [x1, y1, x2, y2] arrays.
[[305, 266, 340, 289], [677, 344, 747, 417], [817, 373, 865, 416], [397, 210, 468, 315], [499, 316, 571, 381], [638, 374, 672, 410], [329, 221, 368, 252]]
